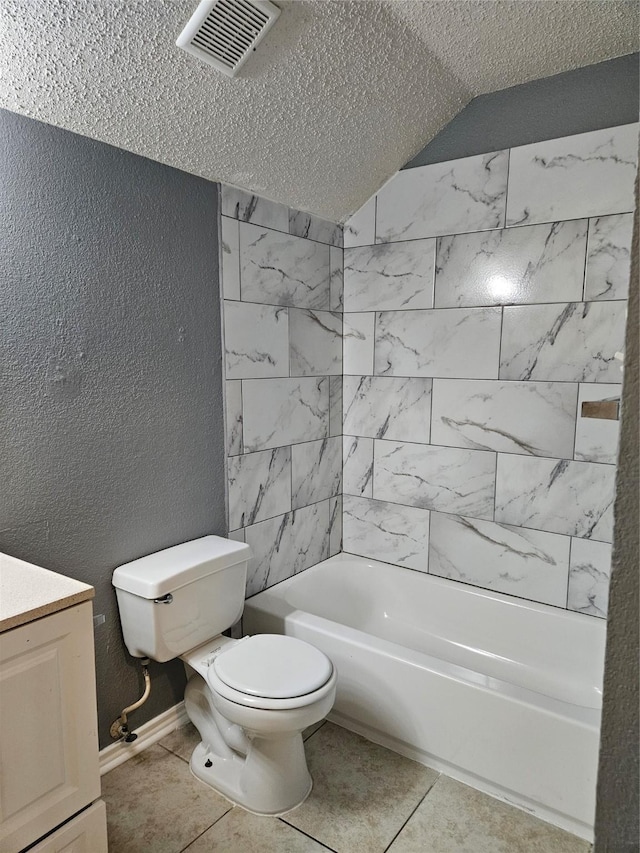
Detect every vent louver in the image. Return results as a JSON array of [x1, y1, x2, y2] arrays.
[[176, 0, 280, 77]]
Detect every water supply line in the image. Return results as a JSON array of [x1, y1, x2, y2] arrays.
[[109, 658, 151, 742]]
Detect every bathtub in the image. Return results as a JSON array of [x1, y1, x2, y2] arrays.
[[243, 552, 605, 841]]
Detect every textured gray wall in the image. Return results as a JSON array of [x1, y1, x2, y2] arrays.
[[594, 177, 639, 852], [0, 108, 226, 748], [405, 53, 639, 168]]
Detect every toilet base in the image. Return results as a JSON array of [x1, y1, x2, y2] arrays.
[[190, 737, 313, 815]]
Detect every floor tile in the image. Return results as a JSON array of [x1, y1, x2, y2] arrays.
[[387, 776, 591, 853], [158, 721, 200, 762], [303, 719, 327, 741], [282, 723, 438, 853], [101, 744, 231, 853], [183, 808, 330, 852]]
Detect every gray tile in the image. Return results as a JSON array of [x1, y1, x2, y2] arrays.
[[343, 495, 430, 572], [388, 775, 590, 853], [568, 537, 612, 618], [289, 209, 343, 247], [290, 309, 343, 376], [242, 377, 329, 453], [184, 807, 328, 852], [228, 447, 292, 530], [329, 376, 343, 438], [225, 380, 243, 456], [574, 383, 621, 464], [343, 435, 374, 498], [159, 722, 200, 763], [102, 744, 231, 853], [330, 246, 344, 311], [224, 301, 289, 380], [344, 196, 376, 248], [343, 239, 435, 311], [292, 437, 342, 508], [343, 313, 375, 375], [584, 212, 634, 301], [329, 495, 342, 557], [220, 216, 240, 300], [221, 186, 289, 232], [343, 375, 432, 442], [284, 723, 438, 853]]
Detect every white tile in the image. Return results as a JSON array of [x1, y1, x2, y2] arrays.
[[434, 220, 587, 308], [289, 210, 343, 247], [343, 495, 430, 572], [329, 495, 342, 557], [495, 455, 615, 542], [499, 301, 627, 383], [330, 246, 344, 311], [220, 216, 240, 300], [374, 440, 496, 520], [225, 380, 243, 456], [228, 447, 291, 530], [289, 309, 342, 377], [584, 213, 634, 301], [343, 313, 375, 375], [329, 376, 342, 438], [343, 240, 435, 311], [375, 307, 502, 379], [224, 301, 289, 380], [242, 377, 329, 452], [245, 501, 330, 595], [343, 435, 374, 498], [574, 383, 621, 464], [221, 186, 289, 232], [343, 375, 432, 442], [344, 196, 376, 247], [431, 379, 578, 458], [506, 123, 639, 226], [567, 538, 612, 618], [429, 512, 570, 607], [376, 150, 508, 242], [292, 437, 342, 508], [240, 223, 331, 309]]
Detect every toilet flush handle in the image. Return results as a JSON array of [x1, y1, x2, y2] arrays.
[[153, 593, 173, 604]]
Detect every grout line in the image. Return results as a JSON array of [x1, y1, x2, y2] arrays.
[[177, 805, 235, 853], [381, 776, 440, 853], [277, 818, 340, 852], [504, 147, 512, 228]]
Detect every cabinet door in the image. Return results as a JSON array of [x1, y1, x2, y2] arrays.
[[0, 603, 101, 853], [28, 800, 108, 853]]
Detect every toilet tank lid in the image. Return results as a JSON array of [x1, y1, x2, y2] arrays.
[[112, 536, 251, 599]]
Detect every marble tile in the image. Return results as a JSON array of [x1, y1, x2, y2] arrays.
[[291, 437, 342, 508], [429, 512, 570, 606], [343, 435, 374, 498], [185, 808, 328, 852], [228, 447, 291, 530], [495, 454, 615, 542], [434, 220, 587, 308], [374, 440, 496, 520], [431, 379, 578, 458], [330, 246, 344, 311], [344, 195, 376, 248], [584, 212, 634, 301], [343, 495, 430, 571], [289, 209, 343, 247], [506, 123, 639, 226], [240, 222, 331, 309], [343, 375, 432, 443], [574, 383, 621, 464], [343, 239, 435, 311], [329, 495, 342, 557], [245, 501, 330, 595], [220, 216, 240, 300], [329, 375, 343, 437], [499, 301, 626, 383], [388, 775, 590, 853], [225, 380, 243, 456], [242, 377, 329, 452], [376, 150, 508, 243], [284, 723, 438, 853], [228, 528, 245, 543], [567, 537, 612, 618], [224, 301, 289, 380], [159, 722, 200, 763], [102, 744, 231, 853], [375, 307, 502, 379], [343, 313, 375, 375], [221, 185, 289, 232], [289, 309, 343, 376]]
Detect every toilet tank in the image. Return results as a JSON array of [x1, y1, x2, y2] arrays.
[[112, 536, 251, 662]]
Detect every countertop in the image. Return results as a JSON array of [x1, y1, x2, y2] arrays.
[[0, 551, 94, 632]]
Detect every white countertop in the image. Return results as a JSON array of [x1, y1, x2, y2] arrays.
[[0, 552, 94, 632]]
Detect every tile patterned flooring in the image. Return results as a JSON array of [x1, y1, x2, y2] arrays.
[[102, 721, 591, 853]]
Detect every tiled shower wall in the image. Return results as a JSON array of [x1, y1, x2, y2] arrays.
[[341, 122, 638, 619], [220, 187, 344, 596]]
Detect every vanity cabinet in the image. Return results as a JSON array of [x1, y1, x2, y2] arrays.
[[0, 555, 108, 853]]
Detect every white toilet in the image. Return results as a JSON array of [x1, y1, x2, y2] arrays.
[[112, 535, 337, 815]]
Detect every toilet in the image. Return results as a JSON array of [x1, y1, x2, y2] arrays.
[[112, 535, 337, 815]]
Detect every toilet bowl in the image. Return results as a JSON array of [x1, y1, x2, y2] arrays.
[[112, 536, 337, 815]]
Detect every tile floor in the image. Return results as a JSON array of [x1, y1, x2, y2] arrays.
[[102, 721, 591, 853]]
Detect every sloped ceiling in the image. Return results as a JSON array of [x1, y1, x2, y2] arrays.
[[0, 0, 637, 222]]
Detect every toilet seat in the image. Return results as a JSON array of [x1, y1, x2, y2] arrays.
[[207, 634, 334, 710]]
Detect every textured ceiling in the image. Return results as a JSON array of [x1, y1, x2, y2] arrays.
[[0, 0, 637, 222]]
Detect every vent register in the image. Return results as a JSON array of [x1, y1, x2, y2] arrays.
[[176, 0, 280, 77]]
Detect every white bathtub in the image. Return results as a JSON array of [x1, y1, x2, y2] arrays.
[[243, 552, 605, 841]]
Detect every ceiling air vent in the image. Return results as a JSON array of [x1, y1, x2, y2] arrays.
[[176, 0, 280, 77]]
